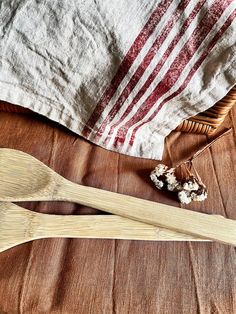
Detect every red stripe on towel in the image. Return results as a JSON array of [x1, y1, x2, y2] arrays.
[[112, 0, 232, 146], [128, 8, 236, 145], [82, 0, 173, 137], [102, 0, 206, 143], [95, 0, 191, 138]]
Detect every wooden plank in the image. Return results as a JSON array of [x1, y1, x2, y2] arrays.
[[0, 107, 236, 313]]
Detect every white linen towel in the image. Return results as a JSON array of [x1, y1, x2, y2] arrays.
[[0, 0, 235, 159]]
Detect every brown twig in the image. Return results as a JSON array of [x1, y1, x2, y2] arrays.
[[176, 128, 232, 168]]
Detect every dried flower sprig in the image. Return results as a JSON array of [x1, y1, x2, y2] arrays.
[[150, 164, 207, 204], [150, 128, 232, 204]]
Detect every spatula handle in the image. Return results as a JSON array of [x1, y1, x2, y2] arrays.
[[0, 203, 207, 254], [56, 180, 236, 246], [36, 214, 206, 241]]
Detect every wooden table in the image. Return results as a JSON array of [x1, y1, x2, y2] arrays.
[[0, 104, 236, 313]]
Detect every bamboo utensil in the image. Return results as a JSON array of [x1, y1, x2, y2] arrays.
[[0, 202, 209, 253], [0, 148, 235, 246]]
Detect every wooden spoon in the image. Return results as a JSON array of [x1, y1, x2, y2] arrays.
[[0, 148, 235, 246], [0, 202, 207, 253]]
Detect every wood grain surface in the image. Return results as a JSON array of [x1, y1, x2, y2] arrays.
[[0, 102, 236, 313]]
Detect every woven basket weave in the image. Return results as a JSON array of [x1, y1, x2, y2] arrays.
[[176, 85, 236, 134], [0, 86, 236, 135]]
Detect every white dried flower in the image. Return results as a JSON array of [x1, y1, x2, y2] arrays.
[[150, 163, 207, 205], [178, 190, 192, 204], [154, 178, 164, 190], [167, 184, 176, 191], [165, 172, 177, 185], [167, 182, 182, 192], [150, 172, 158, 182], [183, 180, 199, 191], [150, 173, 164, 189], [191, 191, 208, 202], [153, 164, 168, 176]]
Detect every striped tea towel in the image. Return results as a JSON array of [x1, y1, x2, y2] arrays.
[[0, 0, 235, 159]]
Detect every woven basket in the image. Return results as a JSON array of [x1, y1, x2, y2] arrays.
[[176, 85, 236, 134], [0, 86, 236, 135]]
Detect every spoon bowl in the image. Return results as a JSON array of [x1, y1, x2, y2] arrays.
[[0, 149, 59, 200]]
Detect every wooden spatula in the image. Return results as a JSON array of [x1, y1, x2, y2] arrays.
[[0, 202, 207, 253], [0, 148, 235, 246]]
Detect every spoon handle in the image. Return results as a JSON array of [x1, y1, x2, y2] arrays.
[[56, 180, 236, 246]]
